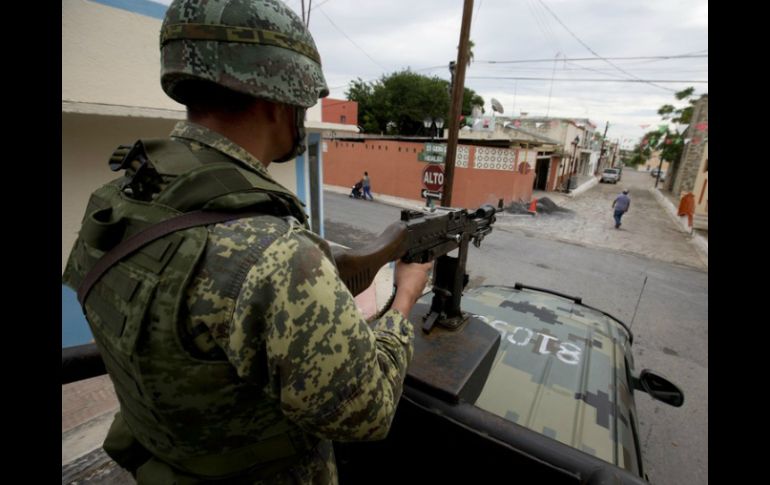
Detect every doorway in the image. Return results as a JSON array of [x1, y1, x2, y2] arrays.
[[534, 158, 549, 190]]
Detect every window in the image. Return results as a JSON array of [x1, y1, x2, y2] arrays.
[[340, 115, 347, 123]]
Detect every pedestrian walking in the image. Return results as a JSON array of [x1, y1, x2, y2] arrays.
[[362, 171, 373, 200], [612, 189, 631, 229]]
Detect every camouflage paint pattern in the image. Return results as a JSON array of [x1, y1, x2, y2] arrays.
[[440, 286, 642, 476], [63, 122, 414, 483], [161, 0, 329, 108]]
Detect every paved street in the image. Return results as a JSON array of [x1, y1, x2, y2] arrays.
[[495, 169, 706, 270]]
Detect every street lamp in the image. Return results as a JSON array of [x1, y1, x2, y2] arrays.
[[568, 135, 580, 193], [423, 117, 434, 139], [435, 118, 444, 138], [571, 136, 580, 172], [423, 117, 444, 139]]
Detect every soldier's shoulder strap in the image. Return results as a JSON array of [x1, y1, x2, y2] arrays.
[[76, 209, 264, 306], [109, 138, 308, 223]]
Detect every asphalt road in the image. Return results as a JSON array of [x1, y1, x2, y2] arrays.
[[323, 179, 708, 485]]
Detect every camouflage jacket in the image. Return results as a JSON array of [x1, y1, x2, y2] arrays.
[[67, 122, 414, 484], [175, 122, 414, 483]]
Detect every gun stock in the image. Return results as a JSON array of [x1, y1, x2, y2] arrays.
[[332, 222, 408, 296]]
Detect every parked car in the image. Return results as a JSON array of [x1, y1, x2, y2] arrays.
[[651, 168, 666, 182], [601, 168, 620, 183]]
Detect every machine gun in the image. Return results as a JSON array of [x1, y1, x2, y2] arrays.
[[64, 201, 504, 401], [332, 201, 501, 334]]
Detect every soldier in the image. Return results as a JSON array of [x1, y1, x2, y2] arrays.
[[62, 0, 431, 483]]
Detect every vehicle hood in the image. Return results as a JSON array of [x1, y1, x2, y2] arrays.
[[458, 285, 641, 474]]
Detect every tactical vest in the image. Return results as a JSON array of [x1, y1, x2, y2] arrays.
[[62, 139, 319, 480]]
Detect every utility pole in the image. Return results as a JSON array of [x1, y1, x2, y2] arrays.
[[441, 0, 474, 207], [598, 121, 609, 171]]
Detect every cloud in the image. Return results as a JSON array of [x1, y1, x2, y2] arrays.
[[147, 0, 706, 143]]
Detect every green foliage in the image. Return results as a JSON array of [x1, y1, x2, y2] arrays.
[[345, 70, 485, 135], [658, 86, 697, 125], [635, 86, 701, 168]]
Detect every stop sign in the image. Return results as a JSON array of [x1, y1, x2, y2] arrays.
[[422, 164, 445, 192]]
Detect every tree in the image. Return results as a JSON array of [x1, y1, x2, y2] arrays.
[[466, 39, 475, 67], [633, 87, 700, 173], [657, 87, 696, 125], [346, 70, 485, 136]]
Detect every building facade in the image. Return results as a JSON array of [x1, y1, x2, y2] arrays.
[[323, 137, 536, 208]]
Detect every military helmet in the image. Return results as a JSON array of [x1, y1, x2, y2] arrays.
[[160, 0, 329, 108]]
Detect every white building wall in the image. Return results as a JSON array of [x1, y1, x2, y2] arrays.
[[63, 0, 184, 113]]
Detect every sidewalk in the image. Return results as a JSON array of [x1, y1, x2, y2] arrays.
[[325, 184, 425, 211], [650, 187, 708, 267]]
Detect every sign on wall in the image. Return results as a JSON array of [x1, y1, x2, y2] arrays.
[[422, 164, 445, 192], [418, 142, 446, 163], [419, 143, 470, 167]]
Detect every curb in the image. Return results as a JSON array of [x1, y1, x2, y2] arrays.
[[324, 184, 424, 211], [566, 176, 599, 197]]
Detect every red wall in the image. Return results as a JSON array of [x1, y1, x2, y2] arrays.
[[324, 139, 535, 208], [322, 98, 358, 126]]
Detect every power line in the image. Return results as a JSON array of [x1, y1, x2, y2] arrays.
[[476, 54, 707, 64], [326, 64, 448, 91], [476, 64, 707, 75], [471, 0, 483, 29], [524, 0, 560, 55], [536, 0, 675, 92], [468, 76, 707, 83], [318, 7, 388, 72], [531, 0, 562, 54], [310, 0, 332, 10]]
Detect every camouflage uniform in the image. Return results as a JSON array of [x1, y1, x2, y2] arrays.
[[63, 121, 414, 484], [175, 121, 414, 482], [63, 0, 415, 481]]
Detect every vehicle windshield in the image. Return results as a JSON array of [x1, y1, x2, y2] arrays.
[[604, 169, 618, 173]]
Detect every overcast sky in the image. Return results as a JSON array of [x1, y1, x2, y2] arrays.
[[151, 0, 708, 148]]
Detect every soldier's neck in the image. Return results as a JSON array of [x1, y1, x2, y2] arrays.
[[187, 109, 281, 168]]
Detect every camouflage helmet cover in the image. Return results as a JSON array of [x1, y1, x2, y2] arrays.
[[160, 0, 329, 108]]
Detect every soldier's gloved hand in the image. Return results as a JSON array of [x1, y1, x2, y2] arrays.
[[392, 261, 433, 317]]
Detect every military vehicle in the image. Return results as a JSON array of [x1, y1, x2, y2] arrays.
[[331, 206, 685, 484], [335, 284, 683, 484]]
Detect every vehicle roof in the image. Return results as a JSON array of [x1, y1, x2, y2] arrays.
[[458, 285, 641, 475]]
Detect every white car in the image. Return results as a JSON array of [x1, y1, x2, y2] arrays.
[[601, 168, 620, 184]]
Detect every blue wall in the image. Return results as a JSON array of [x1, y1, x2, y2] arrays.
[[91, 0, 168, 20]]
